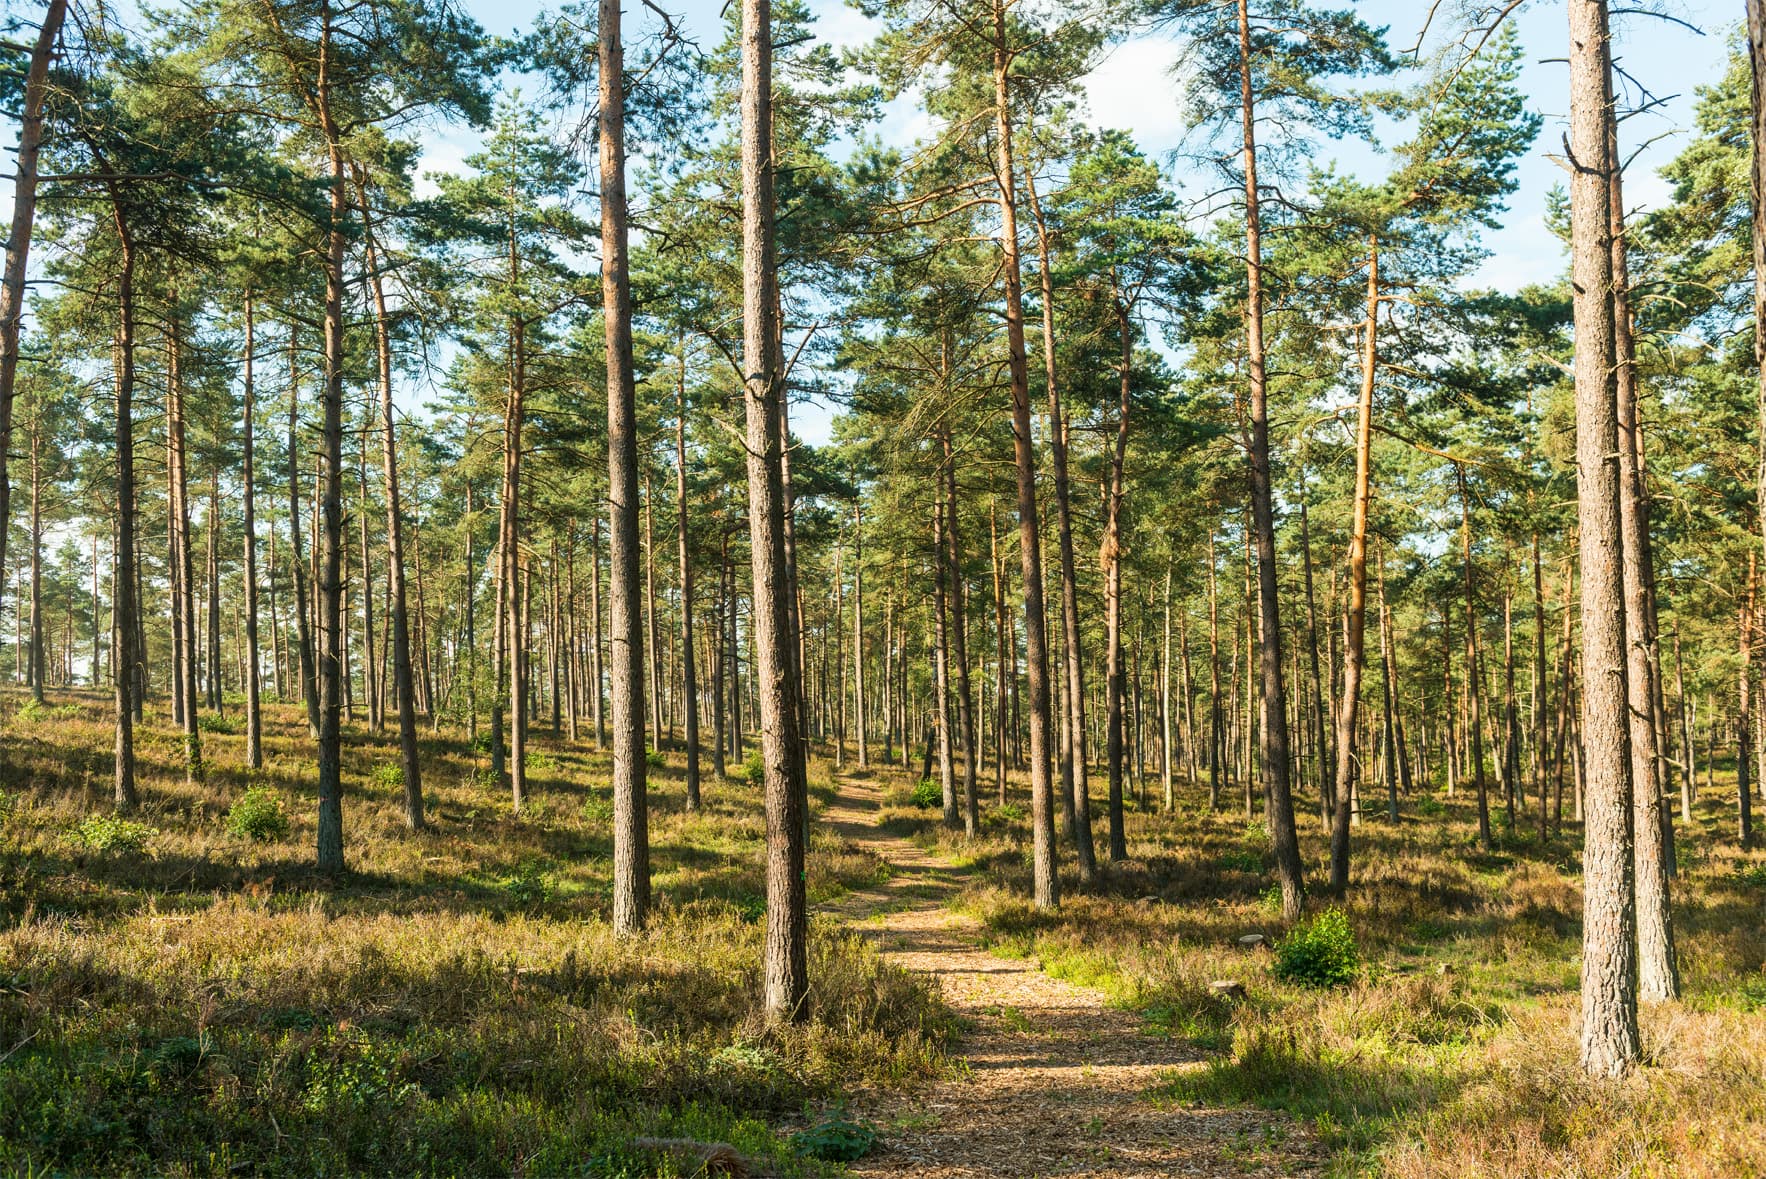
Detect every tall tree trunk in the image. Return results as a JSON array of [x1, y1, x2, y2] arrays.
[[1299, 477, 1332, 822], [168, 320, 203, 782], [1569, 0, 1641, 1077], [933, 499, 957, 827], [1378, 545, 1401, 823], [287, 333, 319, 738], [1458, 468, 1492, 851], [357, 427, 379, 731], [944, 430, 979, 835], [743, 0, 810, 1016], [1208, 527, 1223, 811], [993, 0, 1058, 907], [645, 473, 663, 752], [109, 200, 139, 810], [28, 419, 42, 703], [314, 4, 349, 874], [1329, 240, 1377, 894], [676, 340, 701, 810], [1608, 125, 1678, 999], [1742, 558, 1757, 853], [1236, 0, 1303, 919], [854, 497, 868, 768], [358, 183, 423, 829], [242, 293, 263, 767], [604, 0, 651, 935], [1104, 298, 1132, 862], [1024, 167, 1092, 880], [0, 0, 67, 658]]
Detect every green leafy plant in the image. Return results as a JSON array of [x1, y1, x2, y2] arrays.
[[791, 1106, 878, 1161], [1733, 863, 1766, 890], [741, 750, 764, 784], [990, 802, 1025, 823], [371, 762, 405, 791], [17, 698, 79, 723], [645, 747, 666, 770], [1272, 907, 1359, 989], [526, 749, 557, 774], [910, 778, 941, 809], [226, 787, 290, 842], [197, 711, 242, 734], [503, 859, 554, 906], [74, 815, 157, 854]]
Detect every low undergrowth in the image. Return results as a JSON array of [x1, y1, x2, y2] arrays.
[[0, 692, 956, 1177], [879, 761, 1766, 1176]]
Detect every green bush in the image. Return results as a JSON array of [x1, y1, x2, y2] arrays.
[[645, 747, 667, 770], [503, 859, 554, 906], [741, 750, 764, 785], [791, 1107, 878, 1161], [371, 762, 405, 791], [197, 711, 242, 734], [910, 778, 942, 809], [991, 802, 1025, 823], [526, 749, 557, 774], [1272, 907, 1359, 989], [226, 787, 290, 842], [17, 698, 79, 723], [74, 815, 157, 854]]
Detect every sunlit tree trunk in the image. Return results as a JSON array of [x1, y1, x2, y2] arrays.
[[603, 0, 650, 934], [1569, 0, 1641, 1078]]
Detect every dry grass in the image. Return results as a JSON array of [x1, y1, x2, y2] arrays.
[[875, 759, 1766, 1177], [0, 691, 954, 1178]]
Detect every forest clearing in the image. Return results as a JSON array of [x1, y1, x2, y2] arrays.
[[3, 0, 1766, 1174]]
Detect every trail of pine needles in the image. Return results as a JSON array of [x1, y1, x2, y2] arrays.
[[821, 777, 1319, 1178]]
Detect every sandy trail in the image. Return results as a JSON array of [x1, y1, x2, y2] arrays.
[[819, 774, 1318, 1178]]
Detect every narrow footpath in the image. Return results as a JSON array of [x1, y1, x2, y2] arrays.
[[819, 774, 1320, 1178]]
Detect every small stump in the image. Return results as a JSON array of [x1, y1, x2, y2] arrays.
[[1209, 979, 1247, 1002], [1236, 932, 1267, 950]]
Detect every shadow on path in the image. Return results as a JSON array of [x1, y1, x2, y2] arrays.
[[818, 776, 1320, 1178]]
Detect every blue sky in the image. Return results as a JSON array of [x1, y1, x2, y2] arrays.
[[434, 0, 1733, 441]]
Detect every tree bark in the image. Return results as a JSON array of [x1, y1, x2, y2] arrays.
[[1569, 0, 1641, 1078], [992, 0, 1058, 908], [1104, 298, 1132, 862], [1236, 0, 1304, 920], [241, 292, 263, 768], [743, 0, 810, 1016], [676, 339, 701, 810], [604, 0, 651, 934], [358, 181, 423, 829], [1024, 168, 1092, 881], [109, 197, 139, 810], [0, 0, 68, 663]]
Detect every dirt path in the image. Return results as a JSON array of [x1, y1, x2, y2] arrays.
[[820, 775, 1318, 1178]]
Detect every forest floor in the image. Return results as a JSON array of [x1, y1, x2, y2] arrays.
[[2, 691, 1766, 1177], [819, 772, 1318, 1177]]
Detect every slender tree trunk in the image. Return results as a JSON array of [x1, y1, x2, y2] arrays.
[[673, 348, 702, 808], [357, 426, 380, 732], [314, 6, 350, 874], [603, 0, 650, 933], [1024, 168, 1091, 881], [1569, 0, 1641, 1077], [944, 431, 979, 835], [168, 321, 203, 781], [358, 185, 423, 828], [1608, 122, 1678, 998], [854, 498, 868, 768], [0, 0, 67, 657], [1208, 528, 1223, 810], [1329, 242, 1377, 893], [1458, 469, 1492, 851], [1236, 0, 1303, 919], [744, 0, 809, 1017], [1742, 558, 1757, 853], [241, 293, 263, 768], [1104, 298, 1132, 862], [933, 500, 957, 826], [992, 0, 1057, 907], [109, 203, 139, 810]]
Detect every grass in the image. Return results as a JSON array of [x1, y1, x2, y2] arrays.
[[875, 761, 1766, 1176], [0, 691, 957, 1178]]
